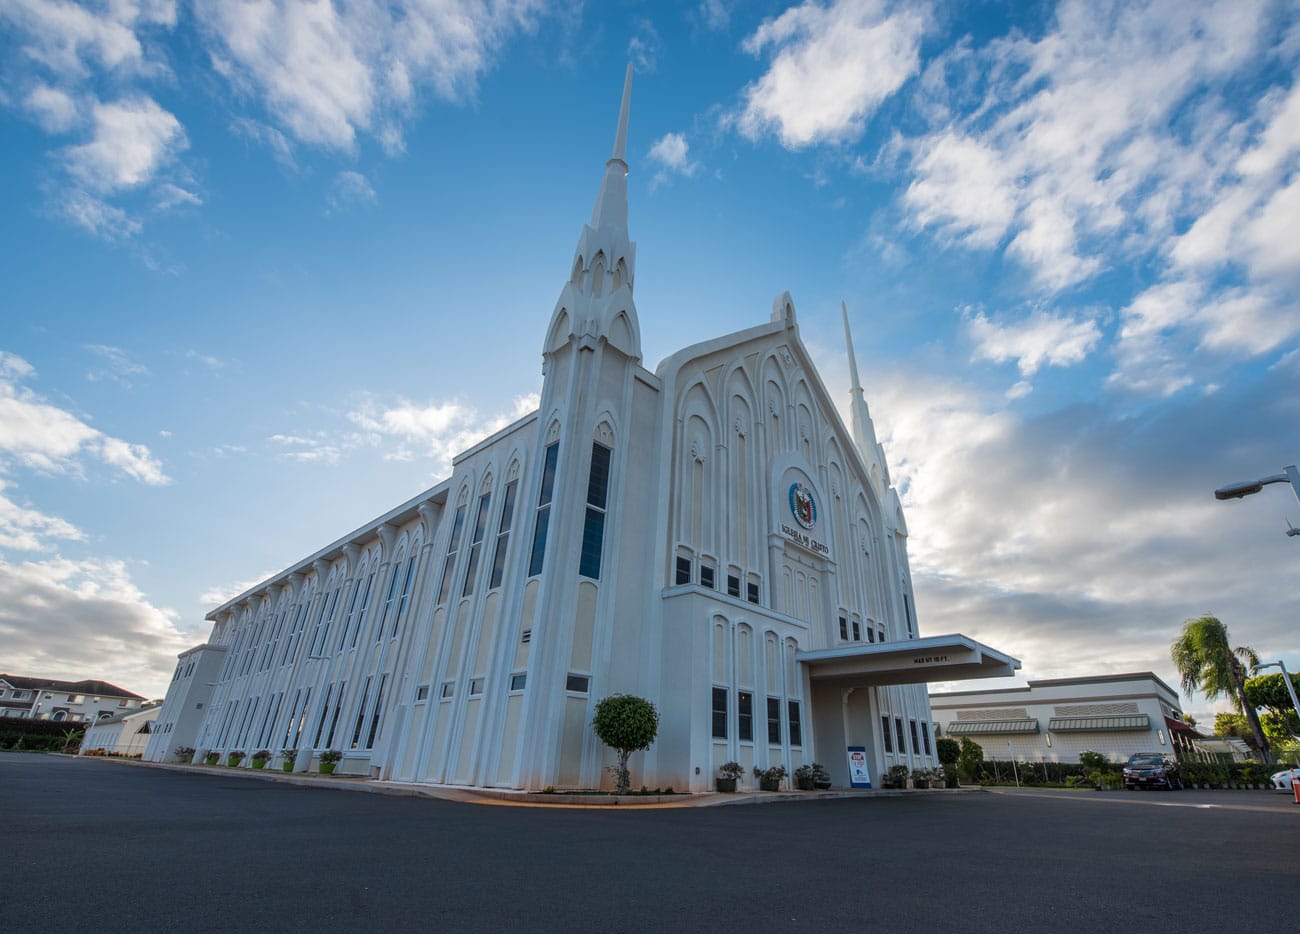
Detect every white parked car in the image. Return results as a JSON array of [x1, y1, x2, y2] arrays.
[[1269, 766, 1300, 792]]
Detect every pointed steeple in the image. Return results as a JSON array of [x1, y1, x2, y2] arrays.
[[591, 63, 632, 233], [843, 301, 889, 492], [543, 65, 642, 362]]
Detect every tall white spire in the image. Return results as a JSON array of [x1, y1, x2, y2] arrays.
[[591, 63, 632, 232], [843, 301, 889, 492], [543, 64, 641, 361]]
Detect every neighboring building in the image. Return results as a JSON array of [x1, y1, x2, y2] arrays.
[[930, 672, 1196, 764], [151, 68, 1017, 791], [0, 674, 145, 723], [80, 702, 163, 757], [143, 643, 227, 762]]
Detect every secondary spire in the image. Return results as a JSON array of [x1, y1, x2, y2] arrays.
[[842, 301, 888, 492], [590, 64, 632, 232]]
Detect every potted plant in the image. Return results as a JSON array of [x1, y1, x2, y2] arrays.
[[280, 749, 297, 772], [911, 768, 933, 789], [174, 746, 196, 764], [887, 764, 910, 789], [319, 749, 343, 775], [716, 761, 743, 792], [203, 750, 220, 766], [794, 762, 831, 790], [251, 749, 271, 769], [226, 750, 245, 768], [753, 764, 787, 791]]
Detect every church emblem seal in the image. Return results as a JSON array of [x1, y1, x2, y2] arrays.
[[788, 482, 817, 530]]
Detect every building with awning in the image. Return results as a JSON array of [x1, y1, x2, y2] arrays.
[[930, 672, 1191, 765]]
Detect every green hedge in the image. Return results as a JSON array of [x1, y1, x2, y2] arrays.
[[0, 717, 87, 752]]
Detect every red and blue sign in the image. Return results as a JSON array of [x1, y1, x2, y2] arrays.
[[788, 482, 817, 530]]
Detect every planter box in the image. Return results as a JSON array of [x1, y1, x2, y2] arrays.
[[715, 777, 737, 792], [282, 762, 295, 773], [319, 762, 337, 775], [251, 760, 267, 769], [760, 778, 781, 792]]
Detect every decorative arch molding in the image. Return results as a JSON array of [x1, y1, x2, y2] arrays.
[[545, 417, 561, 445]]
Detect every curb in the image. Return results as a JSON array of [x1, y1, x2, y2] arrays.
[[79, 756, 986, 809]]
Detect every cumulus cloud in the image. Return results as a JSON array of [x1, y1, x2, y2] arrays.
[[627, 18, 661, 74], [647, 132, 698, 186], [0, 350, 169, 484], [0, 0, 191, 239], [964, 307, 1102, 377], [864, 353, 1300, 719], [0, 480, 84, 552], [195, 0, 547, 153], [736, 0, 927, 148], [0, 553, 194, 698], [347, 392, 540, 472], [885, 0, 1300, 394]]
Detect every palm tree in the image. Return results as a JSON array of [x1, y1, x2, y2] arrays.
[[1171, 615, 1269, 762]]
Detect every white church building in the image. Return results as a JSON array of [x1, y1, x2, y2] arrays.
[[147, 68, 1018, 792]]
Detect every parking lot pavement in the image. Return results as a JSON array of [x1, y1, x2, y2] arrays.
[[3, 752, 1297, 933], [988, 784, 1300, 814]]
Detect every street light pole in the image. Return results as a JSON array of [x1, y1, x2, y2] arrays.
[[1251, 660, 1300, 731], [1215, 465, 1300, 504]]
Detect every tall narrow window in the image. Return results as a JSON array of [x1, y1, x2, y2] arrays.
[[738, 691, 753, 742], [895, 717, 906, 754], [675, 556, 692, 585], [365, 674, 388, 749], [325, 681, 346, 748], [579, 442, 611, 579], [389, 556, 417, 638], [438, 504, 468, 603], [727, 573, 741, 598], [351, 677, 372, 749], [921, 721, 931, 756], [311, 587, 340, 656], [711, 687, 728, 739], [378, 560, 403, 640], [488, 480, 518, 589], [881, 715, 893, 753], [904, 593, 913, 636], [462, 492, 492, 596], [839, 616, 849, 640], [313, 684, 335, 748], [746, 581, 760, 604], [528, 442, 560, 576], [348, 573, 374, 649], [851, 620, 861, 641], [699, 564, 715, 589], [788, 700, 802, 747], [766, 697, 781, 744], [909, 719, 920, 755]]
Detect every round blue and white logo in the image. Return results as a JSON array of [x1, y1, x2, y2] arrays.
[[788, 482, 817, 530]]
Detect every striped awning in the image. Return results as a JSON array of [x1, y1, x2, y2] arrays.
[[944, 719, 1039, 735], [1047, 715, 1150, 732]]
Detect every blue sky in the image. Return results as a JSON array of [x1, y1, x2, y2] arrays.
[[1, 0, 1297, 720]]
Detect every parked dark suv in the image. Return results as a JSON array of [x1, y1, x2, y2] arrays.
[[1123, 753, 1182, 790]]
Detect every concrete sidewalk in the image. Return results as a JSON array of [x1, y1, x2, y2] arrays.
[[81, 754, 984, 808]]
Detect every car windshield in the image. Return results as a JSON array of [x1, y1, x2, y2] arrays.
[[1128, 756, 1163, 767]]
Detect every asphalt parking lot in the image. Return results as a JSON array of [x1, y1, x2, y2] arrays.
[[3, 753, 1296, 933]]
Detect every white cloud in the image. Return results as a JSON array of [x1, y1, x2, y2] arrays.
[[0, 350, 169, 484], [736, 0, 927, 148], [200, 570, 281, 607], [628, 19, 661, 74], [346, 392, 539, 472], [695, 0, 731, 32], [195, 0, 546, 153], [0, 480, 84, 552], [647, 132, 698, 186], [24, 83, 79, 132], [85, 343, 149, 385], [54, 189, 143, 239], [964, 307, 1102, 377], [326, 170, 377, 213], [64, 97, 186, 193], [0, 553, 194, 698], [861, 354, 1300, 706]]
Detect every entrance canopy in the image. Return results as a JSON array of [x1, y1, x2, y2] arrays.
[[797, 634, 1020, 688]]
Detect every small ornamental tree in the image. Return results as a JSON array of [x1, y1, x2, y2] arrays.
[[591, 694, 659, 795], [936, 737, 960, 787], [957, 737, 984, 783]]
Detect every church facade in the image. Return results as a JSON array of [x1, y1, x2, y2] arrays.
[[146, 68, 1018, 792]]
